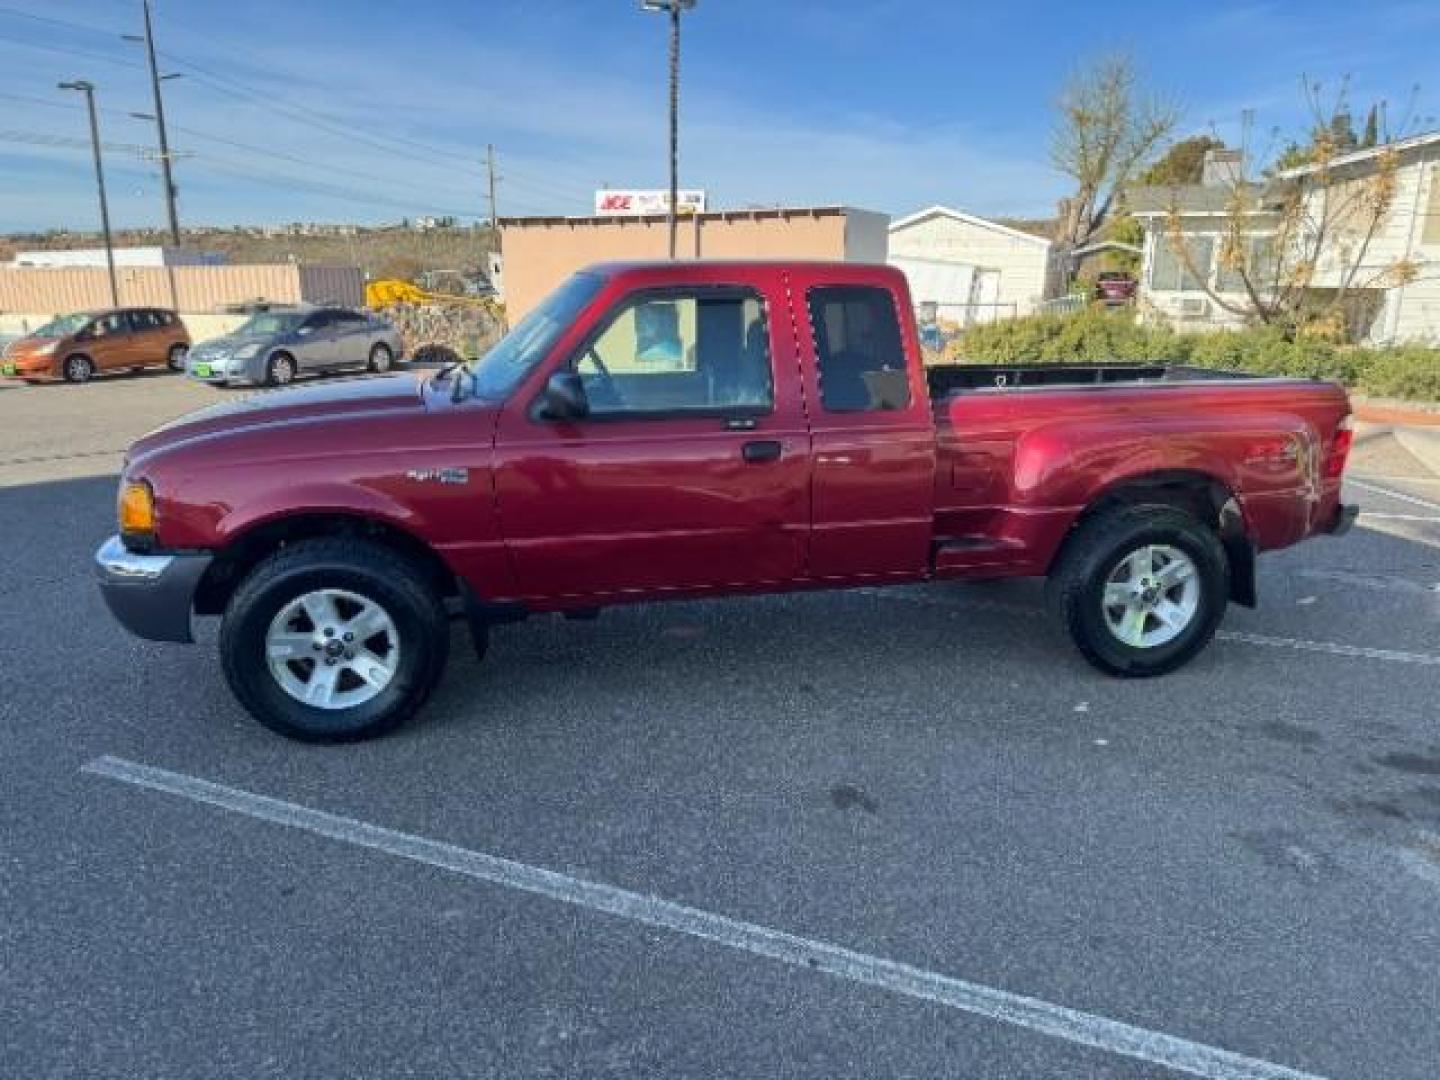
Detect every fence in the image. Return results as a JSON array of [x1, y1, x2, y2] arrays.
[[1036, 295, 1088, 316]]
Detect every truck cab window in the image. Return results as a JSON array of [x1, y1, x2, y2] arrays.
[[574, 292, 772, 416], [808, 286, 910, 412]]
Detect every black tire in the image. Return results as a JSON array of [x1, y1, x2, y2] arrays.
[[1046, 504, 1229, 678], [267, 352, 296, 387], [367, 343, 394, 373], [63, 353, 94, 383], [219, 538, 451, 741], [167, 344, 188, 371]]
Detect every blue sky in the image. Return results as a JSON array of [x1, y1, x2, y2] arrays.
[[1, 0, 1436, 232]]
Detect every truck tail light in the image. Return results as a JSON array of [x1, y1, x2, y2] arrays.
[[1324, 415, 1354, 480]]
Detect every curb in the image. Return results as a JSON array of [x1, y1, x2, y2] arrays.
[[1351, 396, 1440, 428]]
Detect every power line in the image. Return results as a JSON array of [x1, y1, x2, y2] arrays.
[[163, 55, 483, 173], [0, 31, 140, 69], [0, 128, 151, 155]]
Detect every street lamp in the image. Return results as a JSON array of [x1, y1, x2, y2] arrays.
[[640, 0, 696, 259], [58, 80, 120, 308]]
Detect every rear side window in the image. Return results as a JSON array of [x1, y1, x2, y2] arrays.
[[807, 286, 910, 412]]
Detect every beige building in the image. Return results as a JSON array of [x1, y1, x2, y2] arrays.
[[0, 262, 364, 340], [497, 205, 889, 320]]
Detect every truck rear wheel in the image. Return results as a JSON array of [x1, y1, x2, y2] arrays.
[[1047, 505, 1229, 678], [219, 538, 450, 741]]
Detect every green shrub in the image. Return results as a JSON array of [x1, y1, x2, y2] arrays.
[[947, 311, 1440, 401], [1359, 347, 1440, 401]]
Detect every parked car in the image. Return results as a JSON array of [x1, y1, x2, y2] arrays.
[[1, 308, 190, 383], [186, 305, 403, 387], [1094, 271, 1138, 305], [96, 261, 1356, 742]]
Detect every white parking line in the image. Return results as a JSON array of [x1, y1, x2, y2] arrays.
[[83, 754, 1328, 1080], [1359, 512, 1440, 523], [861, 590, 1440, 667], [1348, 478, 1440, 515]]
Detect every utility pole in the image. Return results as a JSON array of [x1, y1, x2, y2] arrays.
[[641, 0, 696, 259], [59, 80, 119, 308], [486, 144, 499, 236], [125, 0, 181, 246]]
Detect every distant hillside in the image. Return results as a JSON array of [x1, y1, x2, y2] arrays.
[[2, 225, 497, 282]]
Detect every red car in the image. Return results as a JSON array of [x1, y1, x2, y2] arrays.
[[1094, 271, 1138, 305], [96, 260, 1356, 741]]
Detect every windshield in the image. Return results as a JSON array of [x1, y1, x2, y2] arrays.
[[235, 312, 306, 336], [464, 272, 605, 399], [32, 312, 91, 338]]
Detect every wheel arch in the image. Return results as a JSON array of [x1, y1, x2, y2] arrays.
[[194, 510, 458, 616], [1055, 468, 1256, 607]]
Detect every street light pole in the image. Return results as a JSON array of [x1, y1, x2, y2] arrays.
[[641, 0, 696, 259], [125, 0, 181, 246], [59, 80, 119, 308]]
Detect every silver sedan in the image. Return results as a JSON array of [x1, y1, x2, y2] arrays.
[[187, 306, 404, 387]]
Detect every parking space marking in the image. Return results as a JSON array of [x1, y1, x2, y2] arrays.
[[84, 754, 1328, 1080], [1348, 478, 1440, 515], [1359, 512, 1440, 523], [861, 590, 1440, 667]]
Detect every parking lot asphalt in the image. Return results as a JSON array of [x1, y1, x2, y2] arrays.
[[2, 371, 1439, 1079]]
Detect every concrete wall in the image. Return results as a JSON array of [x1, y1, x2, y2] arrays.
[[499, 207, 888, 321], [888, 211, 1054, 317], [0, 264, 364, 337]]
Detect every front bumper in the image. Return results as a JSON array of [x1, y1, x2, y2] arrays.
[[1326, 502, 1360, 537], [94, 536, 212, 643]]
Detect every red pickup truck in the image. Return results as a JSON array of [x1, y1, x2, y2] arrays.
[[96, 261, 1356, 741]]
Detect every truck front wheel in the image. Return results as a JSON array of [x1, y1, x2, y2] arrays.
[[219, 538, 450, 741], [1047, 505, 1229, 678]]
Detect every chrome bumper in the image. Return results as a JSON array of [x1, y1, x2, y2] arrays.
[[94, 536, 212, 643]]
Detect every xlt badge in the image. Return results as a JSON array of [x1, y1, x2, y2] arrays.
[[407, 467, 470, 486]]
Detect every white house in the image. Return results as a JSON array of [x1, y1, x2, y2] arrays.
[[1130, 135, 1440, 343], [888, 206, 1063, 323]]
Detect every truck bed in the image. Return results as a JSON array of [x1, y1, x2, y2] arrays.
[[926, 362, 1261, 399], [925, 364, 1351, 577]]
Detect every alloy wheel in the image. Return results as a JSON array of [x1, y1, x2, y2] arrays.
[[1101, 544, 1201, 649], [264, 588, 400, 709]]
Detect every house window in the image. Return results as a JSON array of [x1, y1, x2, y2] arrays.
[[1149, 235, 1214, 291], [1424, 167, 1440, 246], [1216, 237, 1278, 294]]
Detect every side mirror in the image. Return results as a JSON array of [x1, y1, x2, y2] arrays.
[[540, 371, 589, 421], [297, 326, 313, 337]]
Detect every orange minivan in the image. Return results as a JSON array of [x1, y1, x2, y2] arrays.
[[1, 308, 191, 383]]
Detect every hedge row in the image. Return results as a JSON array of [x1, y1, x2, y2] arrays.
[[946, 310, 1440, 402]]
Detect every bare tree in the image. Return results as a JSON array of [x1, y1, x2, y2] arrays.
[[1052, 54, 1178, 248], [1158, 78, 1422, 337]]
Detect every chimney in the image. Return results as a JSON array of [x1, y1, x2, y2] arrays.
[[1201, 148, 1244, 187]]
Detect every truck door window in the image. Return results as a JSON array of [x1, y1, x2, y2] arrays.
[[807, 286, 910, 412], [573, 291, 772, 417]]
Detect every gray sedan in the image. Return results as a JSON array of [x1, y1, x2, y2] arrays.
[[187, 306, 403, 387]]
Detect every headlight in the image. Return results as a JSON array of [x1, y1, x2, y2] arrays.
[[233, 343, 262, 359], [118, 480, 156, 544]]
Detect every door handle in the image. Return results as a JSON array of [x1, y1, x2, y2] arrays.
[[741, 439, 783, 464]]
